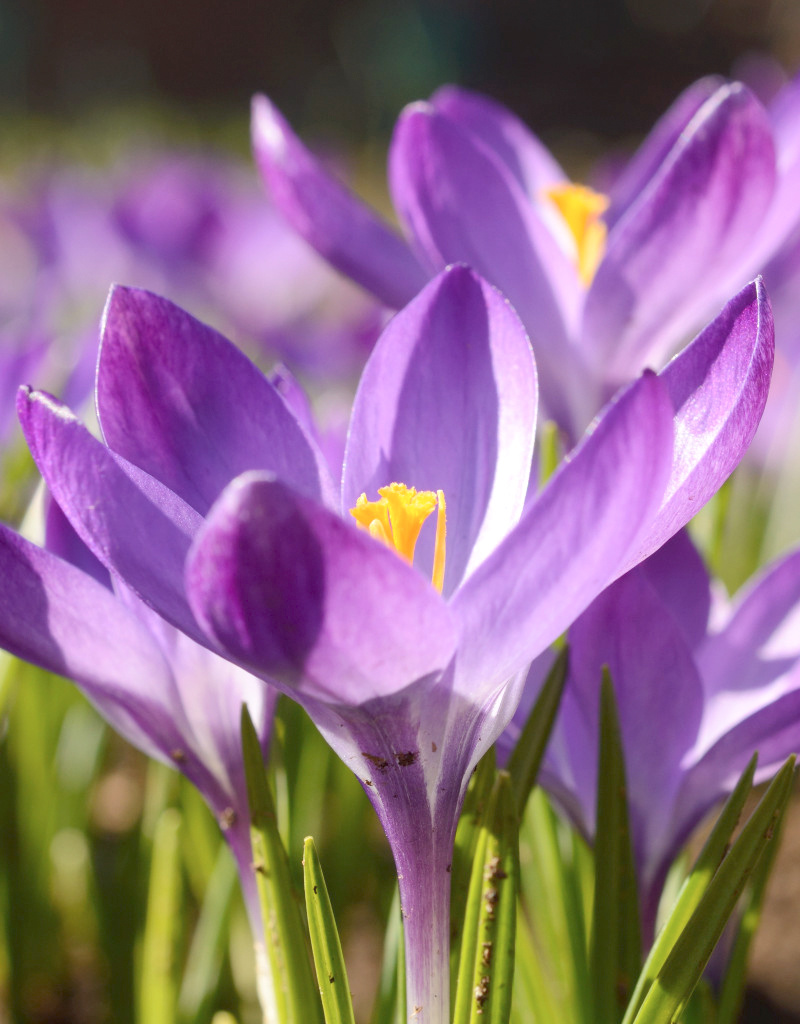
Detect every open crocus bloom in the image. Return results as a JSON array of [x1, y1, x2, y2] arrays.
[[10, 265, 771, 1023], [0, 498, 276, 969], [502, 529, 800, 943], [252, 75, 799, 438]]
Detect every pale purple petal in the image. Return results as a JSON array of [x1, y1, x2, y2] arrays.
[[606, 76, 726, 228], [18, 387, 206, 643], [451, 371, 674, 697], [696, 548, 800, 702], [116, 586, 277, 820], [662, 685, 800, 902], [750, 72, 800, 261], [186, 473, 458, 705], [627, 279, 774, 567], [0, 522, 181, 763], [343, 266, 537, 594], [388, 101, 584, 423], [583, 84, 776, 379], [430, 84, 567, 198], [97, 286, 336, 513], [251, 94, 428, 309]]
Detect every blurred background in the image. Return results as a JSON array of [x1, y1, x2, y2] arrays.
[[2, 1, 800, 1022], [3, 0, 800, 150]]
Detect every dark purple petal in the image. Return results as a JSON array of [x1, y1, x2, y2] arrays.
[[45, 491, 111, 588], [606, 76, 726, 229], [566, 568, 704, 865], [430, 85, 566, 198], [97, 286, 335, 514], [343, 266, 537, 594], [628, 279, 774, 567], [638, 530, 711, 651], [451, 371, 674, 697], [251, 95, 428, 309], [186, 474, 457, 705], [583, 84, 776, 379], [18, 387, 206, 643], [388, 101, 583, 421]]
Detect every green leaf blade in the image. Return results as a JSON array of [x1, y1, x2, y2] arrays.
[[303, 836, 357, 1024]]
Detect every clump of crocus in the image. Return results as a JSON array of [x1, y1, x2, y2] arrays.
[[253, 75, 798, 439], [502, 528, 800, 941], [3, 262, 772, 1022]]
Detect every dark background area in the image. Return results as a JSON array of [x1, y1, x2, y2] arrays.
[[3, 0, 798, 146]]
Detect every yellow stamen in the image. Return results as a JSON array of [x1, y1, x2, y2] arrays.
[[350, 482, 447, 592], [431, 490, 446, 593], [545, 182, 609, 285]]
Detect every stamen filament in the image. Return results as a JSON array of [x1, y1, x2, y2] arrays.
[[432, 490, 446, 594], [350, 482, 447, 592]]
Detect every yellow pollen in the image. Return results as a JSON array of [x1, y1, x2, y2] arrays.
[[350, 482, 447, 593], [545, 182, 609, 285]]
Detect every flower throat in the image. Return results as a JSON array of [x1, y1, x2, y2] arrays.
[[545, 182, 609, 284], [350, 483, 446, 593]]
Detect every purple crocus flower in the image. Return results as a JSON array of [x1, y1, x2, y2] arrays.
[[0, 496, 276, 943], [503, 529, 800, 942], [252, 75, 798, 438], [8, 266, 771, 1023]]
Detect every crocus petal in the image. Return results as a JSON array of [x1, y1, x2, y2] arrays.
[[563, 568, 704, 865], [627, 279, 774, 567], [186, 473, 458, 705], [251, 94, 428, 309], [97, 285, 336, 514], [45, 491, 111, 588], [116, 587, 277, 815], [748, 72, 800, 264], [606, 76, 726, 228], [388, 101, 584, 421], [697, 547, 800, 702], [662, 683, 800, 902], [343, 266, 537, 593], [430, 84, 567, 197], [451, 370, 674, 697], [0, 521, 182, 764], [584, 83, 776, 379], [18, 387, 206, 643], [638, 530, 711, 651]]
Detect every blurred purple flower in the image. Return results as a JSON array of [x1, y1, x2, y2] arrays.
[[252, 74, 800, 438], [502, 529, 800, 940], [0, 496, 276, 946], [4, 264, 771, 1022], [0, 147, 380, 463]]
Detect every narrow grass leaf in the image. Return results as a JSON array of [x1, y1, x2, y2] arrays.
[[450, 748, 497, 996], [591, 669, 641, 1024], [620, 754, 757, 1024], [303, 836, 357, 1024], [178, 842, 238, 1023], [453, 771, 519, 1024], [715, 771, 787, 1024], [242, 705, 321, 1024], [139, 807, 182, 1024], [507, 646, 568, 818], [371, 886, 404, 1024], [631, 756, 795, 1024]]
